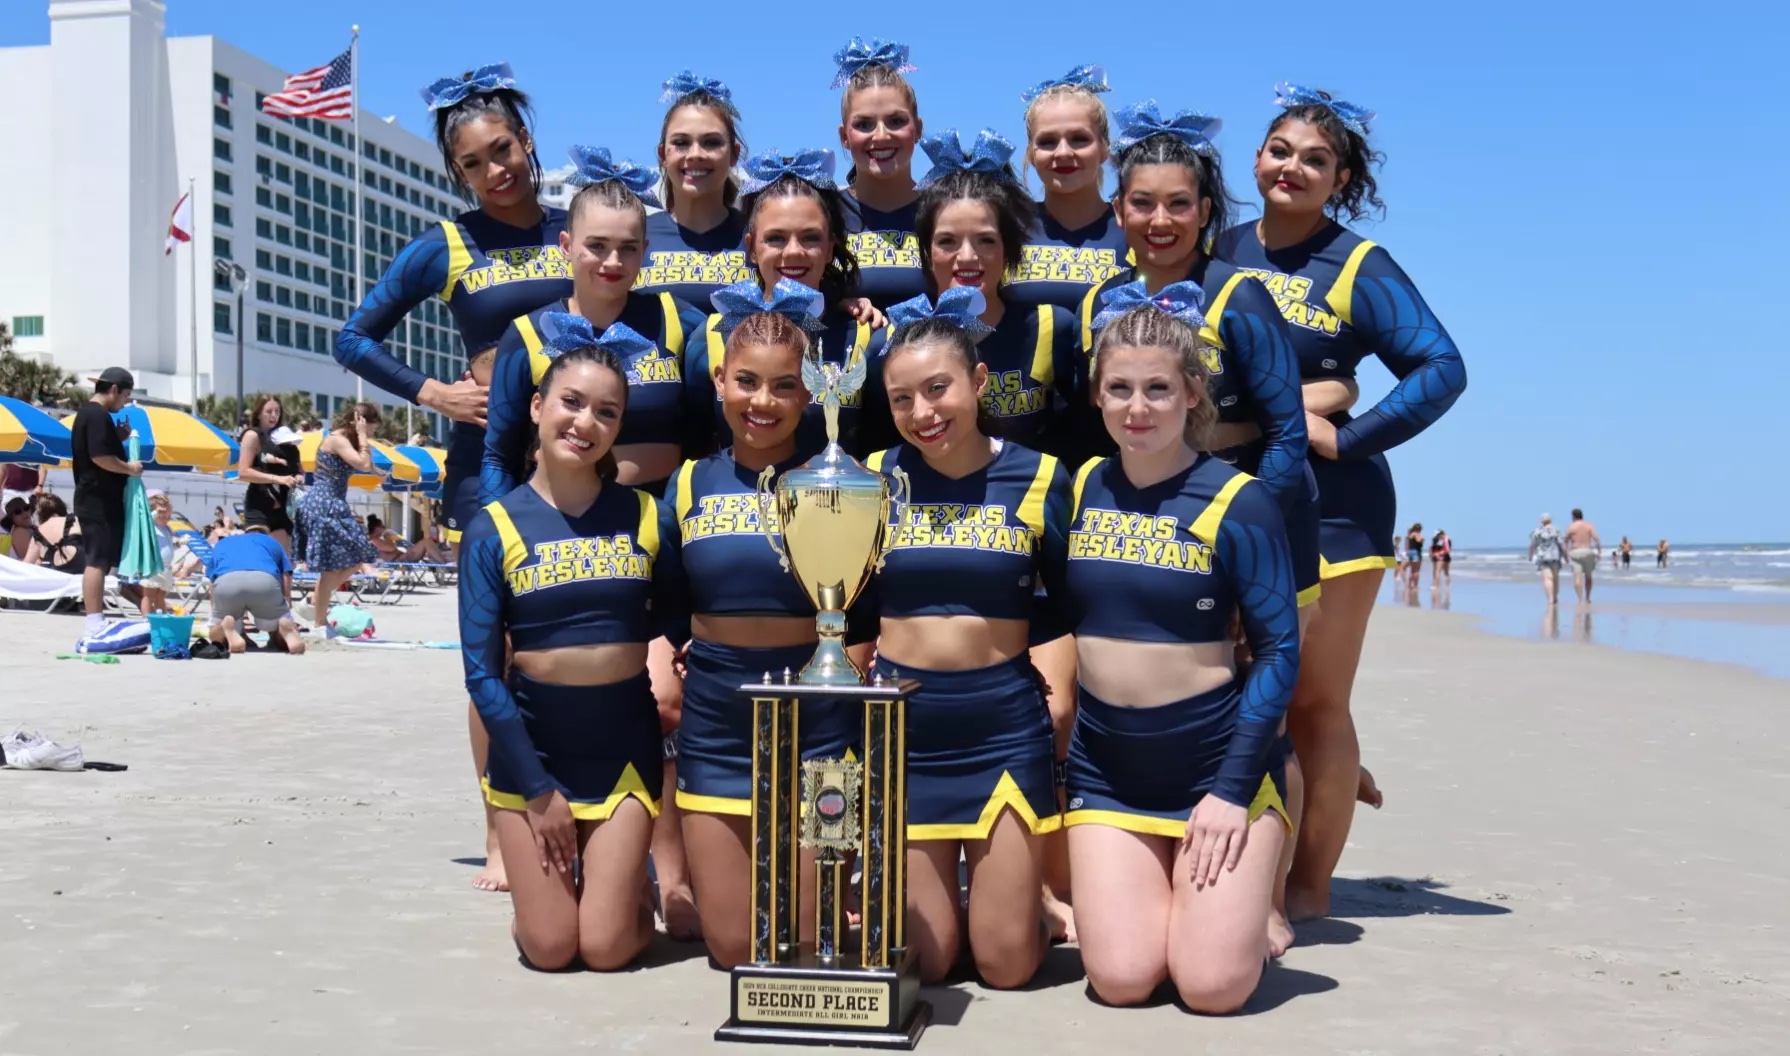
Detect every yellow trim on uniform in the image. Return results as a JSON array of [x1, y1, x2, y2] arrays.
[[635, 491, 660, 560], [1072, 457, 1104, 516], [1078, 284, 1099, 351], [704, 315, 725, 381], [1188, 473, 1253, 546], [1296, 583, 1323, 608], [439, 221, 474, 302], [673, 459, 697, 521], [676, 790, 752, 816], [516, 315, 551, 386], [442, 527, 463, 544], [1319, 553, 1400, 580], [1017, 453, 1058, 537], [1029, 306, 1055, 386], [1063, 773, 1288, 837], [1197, 272, 1249, 349], [865, 448, 888, 473], [907, 771, 1061, 841], [482, 767, 661, 820], [484, 500, 528, 576], [658, 292, 686, 354], [1324, 239, 1378, 328]]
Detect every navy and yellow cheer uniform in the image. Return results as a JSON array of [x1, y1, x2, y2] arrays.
[[1080, 262, 1320, 605], [1060, 455, 1298, 835], [479, 293, 707, 506], [964, 299, 1083, 457], [842, 191, 924, 308], [634, 209, 751, 306], [336, 208, 572, 541], [658, 451, 867, 813], [687, 307, 891, 458], [458, 482, 673, 819], [1214, 221, 1467, 579], [1007, 209, 1130, 312], [866, 442, 1071, 840]]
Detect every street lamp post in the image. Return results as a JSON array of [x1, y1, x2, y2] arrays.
[[213, 259, 248, 425]]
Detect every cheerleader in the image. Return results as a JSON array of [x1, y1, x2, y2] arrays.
[[866, 287, 1071, 988], [1061, 292, 1297, 1013], [658, 280, 872, 969], [333, 62, 570, 896], [832, 37, 927, 307], [1010, 65, 1130, 311], [639, 72, 751, 306], [458, 319, 674, 971], [480, 145, 708, 931], [1214, 84, 1466, 921], [686, 151, 891, 459]]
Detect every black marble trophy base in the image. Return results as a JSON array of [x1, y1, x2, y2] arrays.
[[715, 947, 930, 1048]]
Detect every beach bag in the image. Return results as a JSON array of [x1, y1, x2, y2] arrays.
[[327, 603, 375, 639], [76, 619, 152, 655]]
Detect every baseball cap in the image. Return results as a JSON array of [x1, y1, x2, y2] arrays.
[[96, 367, 136, 390]]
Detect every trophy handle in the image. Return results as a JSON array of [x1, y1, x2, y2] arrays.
[[875, 466, 911, 573], [755, 465, 791, 573]]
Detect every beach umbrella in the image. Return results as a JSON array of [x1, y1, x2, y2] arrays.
[[57, 404, 240, 472], [0, 395, 72, 465], [391, 445, 445, 486]]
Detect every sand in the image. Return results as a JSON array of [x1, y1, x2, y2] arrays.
[[2, 591, 1786, 1055]]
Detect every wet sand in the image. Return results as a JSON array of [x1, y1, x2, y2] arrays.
[[2, 591, 1786, 1054]]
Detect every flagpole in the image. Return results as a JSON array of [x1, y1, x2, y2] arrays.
[[187, 175, 200, 412], [349, 25, 364, 403]]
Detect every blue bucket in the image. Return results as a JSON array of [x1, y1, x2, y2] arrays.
[[147, 613, 195, 654]]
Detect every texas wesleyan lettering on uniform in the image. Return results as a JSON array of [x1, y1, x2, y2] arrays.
[[892, 504, 1032, 554], [456, 246, 571, 296], [1229, 268, 1342, 337], [637, 249, 752, 292], [681, 493, 773, 540], [628, 352, 682, 385], [847, 230, 919, 269], [984, 371, 1052, 419], [507, 535, 651, 594], [1068, 508, 1214, 573], [1012, 243, 1124, 288]]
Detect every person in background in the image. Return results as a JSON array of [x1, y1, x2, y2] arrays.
[[366, 515, 452, 564], [208, 525, 305, 655], [1620, 536, 1632, 568], [21, 493, 82, 574], [120, 491, 178, 615], [1403, 523, 1425, 590], [1012, 63, 1129, 312], [834, 36, 927, 308], [235, 394, 301, 553], [70, 367, 142, 636], [1564, 507, 1601, 603], [1429, 529, 1452, 587], [296, 402, 382, 628], [1529, 513, 1566, 605], [3, 496, 31, 559], [1657, 538, 1669, 568], [1, 461, 43, 514]]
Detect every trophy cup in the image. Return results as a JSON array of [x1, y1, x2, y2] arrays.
[[714, 346, 930, 1048]]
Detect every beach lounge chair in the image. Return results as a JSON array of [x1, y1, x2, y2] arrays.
[[0, 553, 83, 614]]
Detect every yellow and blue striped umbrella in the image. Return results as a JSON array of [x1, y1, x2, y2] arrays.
[[276, 430, 424, 490], [58, 404, 240, 472], [0, 396, 72, 465], [392, 444, 444, 485]]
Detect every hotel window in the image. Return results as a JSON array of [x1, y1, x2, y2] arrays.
[[330, 126, 344, 146], [363, 141, 375, 160], [296, 292, 311, 313], [314, 329, 330, 355], [296, 142, 310, 162], [294, 172, 310, 196], [311, 181, 327, 206], [256, 280, 272, 301], [11, 316, 44, 338], [214, 303, 232, 334], [213, 269, 231, 292], [294, 262, 310, 282], [214, 171, 232, 195], [275, 162, 291, 183], [296, 322, 311, 348], [255, 91, 268, 109], [214, 237, 232, 260], [256, 125, 271, 145], [294, 203, 310, 227], [330, 185, 346, 212], [257, 313, 272, 341], [275, 194, 290, 215], [276, 287, 291, 307], [255, 250, 272, 270], [379, 148, 392, 167], [255, 156, 271, 177], [214, 105, 231, 129], [214, 203, 232, 227], [276, 318, 291, 347], [255, 218, 272, 238], [255, 187, 271, 208], [275, 225, 291, 245], [214, 72, 231, 98], [312, 211, 327, 236], [330, 155, 345, 175], [213, 137, 231, 161], [275, 131, 291, 154], [275, 256, 291, 276], [379, 176, 392, 195]]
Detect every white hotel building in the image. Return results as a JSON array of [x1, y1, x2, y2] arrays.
[[0, 0, 471, 438]]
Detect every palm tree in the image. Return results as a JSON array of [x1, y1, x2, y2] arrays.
[[0, 340, 88, 409]]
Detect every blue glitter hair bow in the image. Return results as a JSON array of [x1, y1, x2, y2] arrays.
[[739, 149, 837, 194], [540, 313, 659, 361], [420, 62, 519, 111], [564, 146, 661, 207], [1090, 280, 1208, 333], [660, 70, 734, 105], [1020, 64, 1110, 103], [918, 129, 1016, 187], [887, 287, 995, 337], [1111, 101, 1222, 157], [710, 279, 827, 338], [1274, 81, 1376, 139], [830, 37, 916, 89]]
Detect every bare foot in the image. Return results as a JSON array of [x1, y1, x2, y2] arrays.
[[1285, 885, 1330, 923], [1043, 888, 1077, 944], [473, 828, 508, 893], [219, 615, 247, 654], [1357, 766, 1384, 809], [271, 617, 306, 655], [1266, 909, 1295, 958], [661, 883, 702, 942]]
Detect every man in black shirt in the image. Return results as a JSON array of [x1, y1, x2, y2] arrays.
[[71, 367, 142, 634]]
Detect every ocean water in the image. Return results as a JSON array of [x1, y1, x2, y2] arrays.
[[1444, 542, 1790, 595]]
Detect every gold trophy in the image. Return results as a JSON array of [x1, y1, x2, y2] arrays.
[[715, 344, 930, 1048]]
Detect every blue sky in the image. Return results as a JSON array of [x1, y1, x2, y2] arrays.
[[7, 1, 1786, 545]]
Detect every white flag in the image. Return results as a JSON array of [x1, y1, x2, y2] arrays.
[[164, 191, 193, 256]]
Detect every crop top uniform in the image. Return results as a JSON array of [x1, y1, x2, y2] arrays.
[[634, 208, 751, 306], [1007, 207, 1131, 312], [842, 191, 925, 309]]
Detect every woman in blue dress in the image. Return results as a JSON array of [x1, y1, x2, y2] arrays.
[[295, 401, 381, 628]]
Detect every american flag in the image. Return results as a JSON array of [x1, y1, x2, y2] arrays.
[[260, 48, 353, 120]]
